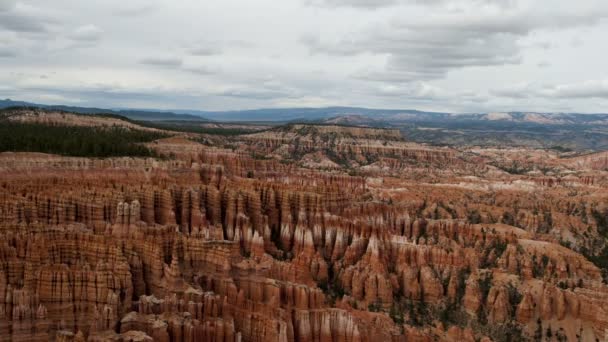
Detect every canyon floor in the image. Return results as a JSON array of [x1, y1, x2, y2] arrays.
[[0, 108, 607, 342]]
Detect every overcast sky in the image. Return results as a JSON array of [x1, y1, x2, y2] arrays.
[[1, 0, 608, 113]]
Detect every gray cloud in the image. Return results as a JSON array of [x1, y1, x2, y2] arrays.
[[305, 4, 608, 83], [214, 78, 301, 100], [139, 56, 183, 67], [306, 0, 517, 9], [68, 25, 103, 42], [0, 14, 50, 33], [138, 57, 220, 76], [373, 82, 444, 99], [139, 54, 220, 76], [183, 65, 217, 75], [189, 46, 221, 56], [0, 47, 16, 57], [371, 82, 489, 107], [0, 2, 59, 35], [2, 0, 608, 113], [306, 0, 397, 8], [493, 81, 608, 100], [216, 88, 294, 100], [184, 39, 254, 56], [113, 4, 157, 16], [14, 80, 208, 108], [0, 0, 16, 11], [307, 24, 522, 82], [491, 83, 532, 99], [537, 61, 550, 68], [539, 81, 608, 99]]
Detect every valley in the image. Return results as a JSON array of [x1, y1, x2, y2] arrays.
[[0, 108, 607, 341]]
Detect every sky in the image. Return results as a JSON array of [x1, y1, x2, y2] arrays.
[[1, 0, 608, 113]]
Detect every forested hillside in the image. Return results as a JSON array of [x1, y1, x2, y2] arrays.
[[0, 122, 167, 157]]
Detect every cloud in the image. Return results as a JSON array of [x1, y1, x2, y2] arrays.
[[2, 0, 608, 113], [570, 37, 584, 47], [304, 3, 608, 83], [139, 56, 183, 67], [214, 78, 299, 100], [492, 80, 608, 100], [183, 39, 254, 56], [539, 80, 608, 99], [374, 82, 445, 99], [0, 12, 52, 33], [37, 93, 82, 103], [216, 88, 293, 100], [306, 0, 397, 9], [68, 24, 103, 42], [372, 82, 489, 106], [306, 0, 517, 9], [308, 23, 522, 82], [0, 2, 61, 37], [0, 46, 16, 57], [537, 61, 550, 68], [139, 58, 218, 75], [0, 0, 16, 12], [189, 46, 221, 56], [491, 83, 532, 98], [13, 78, 206, 108], [273, 95, 338, 107], [183, 65, 217, 75], [113, 4, 157, 16]]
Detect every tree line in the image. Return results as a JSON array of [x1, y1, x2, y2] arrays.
[[0, 122, 168, 158]]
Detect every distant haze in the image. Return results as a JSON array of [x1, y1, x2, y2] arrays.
[[1, 0, 608, 113]]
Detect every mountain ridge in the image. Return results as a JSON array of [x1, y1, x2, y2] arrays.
[[3, 98, 608, 123], [0, 99, 209, 122]]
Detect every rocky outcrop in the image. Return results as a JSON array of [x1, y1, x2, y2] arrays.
[[242, 124, 457, 168], [564, 150, 608, 170]]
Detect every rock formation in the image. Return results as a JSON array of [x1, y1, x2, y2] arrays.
[[0, 118, 607, 341]]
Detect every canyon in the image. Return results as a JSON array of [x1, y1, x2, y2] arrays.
[[0, 109, 607, 341]]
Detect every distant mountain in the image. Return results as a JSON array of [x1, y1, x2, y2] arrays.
[[0, 100, 452, 122], [322, 114, 383, 126], [5, 98, 608, 151], [181, 107, 608, 125], [3, 98, 608, 125], [0, 99, 209, 121], [320, 111, 608, 126], [173, 107, 449, 122], [444, 112, 608, 125], [314, 112, 608, 152]]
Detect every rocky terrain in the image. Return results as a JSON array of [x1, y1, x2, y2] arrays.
[[5, 101, 608, 151], [0, 108, 607, 341], [316, 112, 608, 152]]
